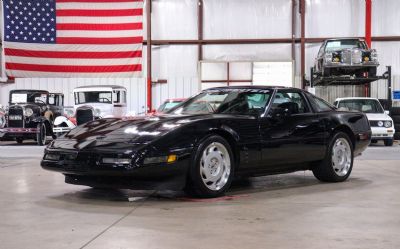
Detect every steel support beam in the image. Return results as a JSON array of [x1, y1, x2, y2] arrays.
[[198, 0, 204, 60], [364, 0, 372, 97], [300, 0, 306, 89], [146, 0, 152, 113], [365, 0, 372, 47]]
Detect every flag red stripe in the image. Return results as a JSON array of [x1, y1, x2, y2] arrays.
[[5, 48, 142, 59], [57, 0, 142, 2], [6, 63, 142, 73], [57, 23, 142, 31], [56, 9, 143, 17], [57, 37, 143, 44]]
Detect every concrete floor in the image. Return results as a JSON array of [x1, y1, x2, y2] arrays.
[[0, 141, 400, 249]]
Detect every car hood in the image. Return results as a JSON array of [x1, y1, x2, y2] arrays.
[[365, 113, 392, 121], [54, 113, 234, 150]]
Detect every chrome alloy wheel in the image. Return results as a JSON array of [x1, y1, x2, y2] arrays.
[[331, 138, 352, 176], [200, 142, 231, 191]]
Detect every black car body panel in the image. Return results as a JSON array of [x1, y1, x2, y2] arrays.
[[41, 86, 371, 190]]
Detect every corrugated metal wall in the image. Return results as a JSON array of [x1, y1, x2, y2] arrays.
[[0, 77, 200, 114]]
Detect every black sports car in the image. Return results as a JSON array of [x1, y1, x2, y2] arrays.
[[41, 86, 371, 198]]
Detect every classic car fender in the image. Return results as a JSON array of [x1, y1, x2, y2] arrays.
[[32, 116, 54, 135]]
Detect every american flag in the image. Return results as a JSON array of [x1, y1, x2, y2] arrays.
[[2, 0, 143, 78]]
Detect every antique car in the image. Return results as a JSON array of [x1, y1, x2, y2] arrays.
[[0, 90, 64, 145], [156, 98, 186, 114], [334, 97, 395, 146], [314, 38, 379, 77], [42, 86, 371, 198], [53, 85, 127, 136]]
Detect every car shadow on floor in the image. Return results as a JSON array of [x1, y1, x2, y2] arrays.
[[41, 173, 372, 212]]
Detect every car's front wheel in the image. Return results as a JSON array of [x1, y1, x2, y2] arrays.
[[36, 123, 47, 146], [313, 132, 354, 182], [185, 135, 234, 198], [384, 139, 394, 147]]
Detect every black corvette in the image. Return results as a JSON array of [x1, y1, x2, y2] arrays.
[[41, 86, 371, 198]]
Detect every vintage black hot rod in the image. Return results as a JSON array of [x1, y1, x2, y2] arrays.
[[0, 89, 64, 145]]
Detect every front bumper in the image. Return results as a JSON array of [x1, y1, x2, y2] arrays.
[[370, 127, 395, 140], [0, 127, 38, 139], [41, 149, 191, 190], [325, 63, 378, 69], [53, 127, 72, 134]]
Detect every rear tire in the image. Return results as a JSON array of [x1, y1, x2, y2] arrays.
[[312, 132, 354, 182], [384, 139, 394, 147], [36, 123, 47, 146], [185, 135, 234, 198], [16, 138, 23, 144]]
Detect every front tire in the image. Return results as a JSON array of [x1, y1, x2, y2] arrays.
[[185, 135, 234, 198], [312, 132, 354, 182], [36, 123, 47, 146], [16, 138, 23, 144], [384, 139, 394, 147]]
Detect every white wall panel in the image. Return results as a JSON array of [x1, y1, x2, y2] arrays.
[[203, 0, 292, 39], [373, 0, 400, 36], [203, 44, 292, 61], [306, 0, 365, 38], [152, 0, 198, 40], [152, 45, 198, 79]]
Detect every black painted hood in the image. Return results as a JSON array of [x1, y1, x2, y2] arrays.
[[51, 114, 227, 150]]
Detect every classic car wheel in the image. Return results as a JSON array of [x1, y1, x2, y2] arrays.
[[16, 138, 23, 144], [312, 132, 353, 182], [384, 139, 394, 147], [36, 123, 47, 146], [186, 135, 234, 198]]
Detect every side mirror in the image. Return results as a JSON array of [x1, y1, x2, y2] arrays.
[[384, 110, 390, 115]]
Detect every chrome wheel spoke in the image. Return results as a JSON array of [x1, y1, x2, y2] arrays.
[[199, 141, 231, 191], [331, 137, 352, 176]]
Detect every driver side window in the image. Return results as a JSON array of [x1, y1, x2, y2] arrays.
[[271, 91, 310, 115]]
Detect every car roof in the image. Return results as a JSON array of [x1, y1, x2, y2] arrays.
[[205, 85, 297, 91], [10, 89, 49, 94], [325, 38, 365, 42], [335, 97, 379, 101], [74, 85, 127, 90]]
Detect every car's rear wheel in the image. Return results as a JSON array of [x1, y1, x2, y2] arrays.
[[313, 132, 353, 182], [384, 139, 394, 146], [185, 135, 234, 198], [16, 138, 23, 144], [36, 123, 47, 146]]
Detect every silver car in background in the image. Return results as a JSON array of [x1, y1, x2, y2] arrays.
[[314, 38, 379, 77]]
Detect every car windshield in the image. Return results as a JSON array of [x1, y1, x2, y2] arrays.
[[168, 89, 272, 115], [75, 91, 112, 104], [158, 101, 183, 113], [338, 99, 384, 113], [10, 92, 48, 104], [325, 40, 367, 52]]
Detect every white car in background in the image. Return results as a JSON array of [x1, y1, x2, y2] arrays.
[[334, 97, 395, 146], [53, 85, 128, 136]]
